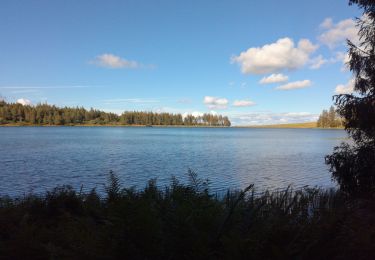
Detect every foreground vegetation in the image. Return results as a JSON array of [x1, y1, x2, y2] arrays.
[[0, 171, 374, 259], [0, 100, 231, 127]]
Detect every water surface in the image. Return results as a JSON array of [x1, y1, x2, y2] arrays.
[[0, 127, 347, 195]]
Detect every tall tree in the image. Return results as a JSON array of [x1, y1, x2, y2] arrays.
[[328, 106, 336, 127], [326, 0, 375, 196]]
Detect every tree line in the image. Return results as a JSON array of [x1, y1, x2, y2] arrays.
[[317, 106, 343, 128], [0, 101, 231, 126]]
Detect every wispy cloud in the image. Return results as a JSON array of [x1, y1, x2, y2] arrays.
[[232, 38, 318, 75], [318, 17, 359, 48], [259, 73, 288, 84], [10, 89, 40, 94], [233, 99, 256, 107], [203, 96, 228, 109], [334, 51, 350, 71], [228, 81, 235, 87], [102, 98, 160, 105], [0, 85, 94, 89], [309, 55, 328, 69], [89, 53, 154, 69], [335, 78, 355, 94], [177, 98, 192, 104], [275, 80, 312, 91]]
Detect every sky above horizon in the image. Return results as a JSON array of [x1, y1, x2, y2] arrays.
[[0, 0, 361, 125]]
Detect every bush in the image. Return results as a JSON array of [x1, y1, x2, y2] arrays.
[[1, 171, 375, 259]]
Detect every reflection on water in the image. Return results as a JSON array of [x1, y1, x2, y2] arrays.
[[0, 127, 347, 195]]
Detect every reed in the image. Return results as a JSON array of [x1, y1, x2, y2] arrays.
[[0, 171, 374, 259]]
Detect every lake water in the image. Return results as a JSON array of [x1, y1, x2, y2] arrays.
[[0, 127, 347, 196]]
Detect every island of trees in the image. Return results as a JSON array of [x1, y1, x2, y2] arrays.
[[0, 100, 231, 127], [317, 106, 343, 128]]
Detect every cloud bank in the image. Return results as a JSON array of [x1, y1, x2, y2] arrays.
[[230, 112, 318, 126], [233, 100, 256, 107]]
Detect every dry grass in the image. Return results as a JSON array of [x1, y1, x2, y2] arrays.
[[238, 122, 318, 129]]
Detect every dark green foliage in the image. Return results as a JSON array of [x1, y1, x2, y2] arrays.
[[105, 170, 121, 202], [326, 0, 375, 197], [317, 106, 343, 128], [1, 172, 375, 259], [0, 101, 231, 126]]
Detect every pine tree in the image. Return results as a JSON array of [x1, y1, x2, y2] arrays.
[[326, 0, 375, 196]]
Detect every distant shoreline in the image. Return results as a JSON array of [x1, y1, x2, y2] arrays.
[[0, 123, 230, 128], [235, 122, 344, 129], [0, 122, 345, 129]]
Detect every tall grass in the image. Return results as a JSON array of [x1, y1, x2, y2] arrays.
[[0, 171, 374, 259]]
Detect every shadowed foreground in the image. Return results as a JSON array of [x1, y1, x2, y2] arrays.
[[0, 172, 374, 259]]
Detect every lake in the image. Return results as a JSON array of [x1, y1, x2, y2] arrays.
[[0, 127, 347, 196]]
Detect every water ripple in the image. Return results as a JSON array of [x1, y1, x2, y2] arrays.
[[0, 127, 346, 196]]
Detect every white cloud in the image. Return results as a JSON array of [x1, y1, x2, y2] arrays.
[[97, 108, 127, 115], [190, 111, 204, 118], [230, 111, 318, 126], [203, 96, 228, 109], [209, 110, 218, 115], [259, 73, 288, 84], [90, 53, 140, 69], [336, 52, 350, 64], [182, 111, 218, 119], [335, 78, 355, 94], [232, 38, 318, 75], [233, 100, 256, 107], [318, 18, 359, 48], [309, 55, 328, 69], [275, 80, 312, 91], [334, 51, 351, 71], [320, 18, 334, 29], [16, 98, 32, 106]]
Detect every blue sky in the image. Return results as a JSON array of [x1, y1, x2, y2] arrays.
[[0, 0, 361, 125]]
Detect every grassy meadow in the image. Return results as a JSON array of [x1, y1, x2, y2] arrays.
[[239, 122, 345, 129], [242, 122, 318, 128]]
